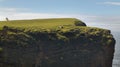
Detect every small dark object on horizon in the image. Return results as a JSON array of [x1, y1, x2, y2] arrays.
[[6, 17, 9, 21]]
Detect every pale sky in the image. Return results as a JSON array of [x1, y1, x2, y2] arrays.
[[0, 0, 120, 31]]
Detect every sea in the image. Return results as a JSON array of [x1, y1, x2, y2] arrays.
[[86, 22, 120, 67], [112, 32, 120, 67]]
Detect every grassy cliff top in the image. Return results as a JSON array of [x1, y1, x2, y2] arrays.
[[0, 18, 111, 33], [0, 18, 86, 29], [0, 18, 110, 35], [0, 18, 114, 47]]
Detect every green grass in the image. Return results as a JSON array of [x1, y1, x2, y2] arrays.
[[0, 18, 83, 29], [0, 18, 113, 47], [0, 18, 109, 34]]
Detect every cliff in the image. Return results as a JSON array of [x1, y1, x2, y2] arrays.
[[0, 18, 115, 67]]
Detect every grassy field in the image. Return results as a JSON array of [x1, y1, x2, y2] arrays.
[[0, 18, 108, 33], [0, 18, 83, 29], [0, 18, 112, 47]]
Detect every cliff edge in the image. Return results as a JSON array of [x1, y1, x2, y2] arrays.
[[0, 18, 115, 67]]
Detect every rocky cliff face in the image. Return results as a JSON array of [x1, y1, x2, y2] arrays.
[[0, 23, 115, 67]]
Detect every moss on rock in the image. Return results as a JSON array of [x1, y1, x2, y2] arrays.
[[0, 18, 116, 67]]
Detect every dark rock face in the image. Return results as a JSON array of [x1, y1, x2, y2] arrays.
[[0, 26, 115, 67]]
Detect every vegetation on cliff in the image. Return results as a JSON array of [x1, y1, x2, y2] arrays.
[[0, 18, 114, 48], [0, 18, 115, 67], [0, 18, 86, 29]]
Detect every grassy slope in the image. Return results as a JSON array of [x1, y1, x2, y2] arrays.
[[0, 18, 112, 38], [0, 18, 108, 31], [0, 18, 81, 29], [0, 18, 110, 36]]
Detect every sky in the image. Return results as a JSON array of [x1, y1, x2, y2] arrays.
[[0, 0, 120, 31]]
